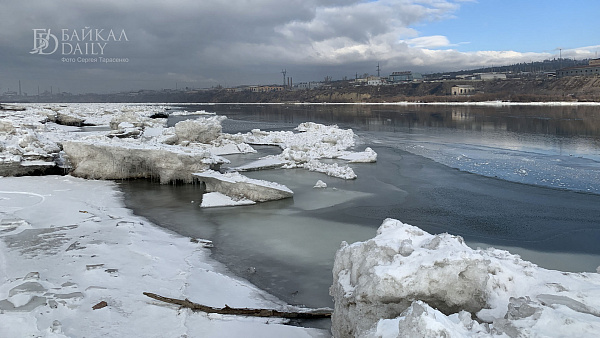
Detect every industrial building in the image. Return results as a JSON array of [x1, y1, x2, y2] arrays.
[[388, 71, 423, 83], [557, 59, 600, 77], [451, 85, 475, 95]]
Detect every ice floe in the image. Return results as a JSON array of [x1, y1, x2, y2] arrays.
[[194, 170, 293, 203], [169, 109, 216, 116], [1, 103, 376, 184], [230, 122, 375, 179], [63, 140, 225, 184], [330, 218, 600, 337], [200, 192, 256, 208]]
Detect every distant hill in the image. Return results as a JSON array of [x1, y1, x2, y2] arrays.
[[426, 58, 590, 79]]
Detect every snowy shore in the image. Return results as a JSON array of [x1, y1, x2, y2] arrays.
[[0, 175, 328, 337]]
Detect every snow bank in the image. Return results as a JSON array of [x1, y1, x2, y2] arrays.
[[330, 218, 600, 337], [0, 175, 327, 337], [194, 170, 293, 202]]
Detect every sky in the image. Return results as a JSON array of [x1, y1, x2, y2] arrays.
[[0, 0, 598, 94]]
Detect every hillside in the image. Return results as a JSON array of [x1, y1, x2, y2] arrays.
[[177, 76, 600, 103], [3, 76, 599, 104]]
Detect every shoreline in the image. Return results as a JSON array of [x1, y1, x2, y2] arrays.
[[5, 100, 600, 107], [0, 175, 329, 337]]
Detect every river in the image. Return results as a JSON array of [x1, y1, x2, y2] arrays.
[[119, 103, 600, 317]]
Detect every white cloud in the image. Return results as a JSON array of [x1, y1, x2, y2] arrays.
[[402, 35, 452, 48]]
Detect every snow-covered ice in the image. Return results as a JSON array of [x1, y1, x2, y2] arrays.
[[63, 140, 226, 184], [313, 180, 327, 189], [194, 170, 293, 203], [2, 103, 371, 184], [330, 218, 600, 337], [232, 121, 376, 179], [229, 157, 288, 172], [169, 109, 216, 116], [338, 147, 377, 163], [0, 175, 327, 337], [200, 192, 256, 208]]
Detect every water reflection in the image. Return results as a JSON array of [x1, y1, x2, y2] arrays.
[[180, 104, 600, 138]]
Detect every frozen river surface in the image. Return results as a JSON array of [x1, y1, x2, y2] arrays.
[[120, 104, 600, 312]]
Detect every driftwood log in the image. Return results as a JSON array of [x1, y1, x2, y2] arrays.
[[143, 292, 332, 319]]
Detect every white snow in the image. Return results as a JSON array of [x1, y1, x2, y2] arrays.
[[169, 109, 216, 116], [2, 103, 376, 183], [230, 157, 288, 171], [330, 218, 600, 337], [194, 170, 293, 202], [313, 180, 327, 188], [338, 147, 377, 163], [0, 104, 265, 183], [232, 122, 375, 179], [200, 192, 256, 208], [301, 160, 357, 180], [0, 175, 327, 338], [174, 116, 225, 144]]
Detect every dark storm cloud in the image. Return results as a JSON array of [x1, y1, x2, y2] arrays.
[[0, 0, 582, 94]]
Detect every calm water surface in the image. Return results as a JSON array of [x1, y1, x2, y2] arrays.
[[120, 104, 600, 314]]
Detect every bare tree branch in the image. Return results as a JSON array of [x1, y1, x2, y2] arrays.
[[143, 292, 332, 319]]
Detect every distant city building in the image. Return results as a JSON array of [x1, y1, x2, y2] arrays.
[[557, 59, 600, 77], [295, 82, 324, 89], [477, 73, 507, 81], [388, 71, 423, 83], [451, 85, 475, 96], [248, 85, 284, 92], [367, 76, 383, 86]]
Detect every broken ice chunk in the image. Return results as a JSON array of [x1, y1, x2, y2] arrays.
[[200, 192, 256, 208], [194, 170, 293, 202]]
